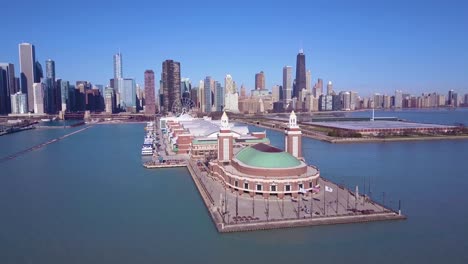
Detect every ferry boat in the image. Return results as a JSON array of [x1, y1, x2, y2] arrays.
[[141, 144, 154, 155]]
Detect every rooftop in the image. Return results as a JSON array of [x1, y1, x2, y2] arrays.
[[235, 143, 301, 169]]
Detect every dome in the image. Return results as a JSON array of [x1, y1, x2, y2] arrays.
[[235, 143, 301, 169]]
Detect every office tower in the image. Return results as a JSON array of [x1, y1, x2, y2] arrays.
[[33, 82, 45, 114], [306, 70, 311, 93], [204, 76, 213, 113], [19, 43, 36, 111], [58, 80, 69, 111], [350, 91, 358, 110], [0, 70, 7, 114], [144, 70, 156, 115], [198, 80, 204, 110], [327, 81, 333, 95], [113, 52, 123, 79], [10, 92, 28, 114], [162, 60, 181, 114], [272, 85, 280, 102], [215, 81, 224, 111], [121, 78, 136, 110], [225, 74, 234, 94], [317, 78, 324, 95], [44, 59, 57, 114], [240, 84, 246, 98], [104, 87, 115, 113], [295, 50, 306, 98], [224, 74, 239, 113], [448, 90, 455, 106], [181, 78, 191, 99], [395, 90, 403, 108], [342, 92, 351, 110], [0, 63, 16, 114], [255, 71, 265, 90], [283, 66, 292, 107]]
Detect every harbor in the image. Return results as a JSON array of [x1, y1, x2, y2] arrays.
[[143, 114, 406, 233]]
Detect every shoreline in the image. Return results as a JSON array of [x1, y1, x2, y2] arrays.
[[235, 120, 468, 144]]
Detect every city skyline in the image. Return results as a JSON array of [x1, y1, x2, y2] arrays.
[[1, 1, 467, 96]]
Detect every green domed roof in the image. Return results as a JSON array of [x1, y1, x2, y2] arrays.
[[235, 143, 301, 169]]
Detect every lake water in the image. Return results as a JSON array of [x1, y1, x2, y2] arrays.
[[1, 109, 467, 263]]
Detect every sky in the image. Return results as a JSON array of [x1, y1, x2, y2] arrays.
[[1, 0, 468, 97]]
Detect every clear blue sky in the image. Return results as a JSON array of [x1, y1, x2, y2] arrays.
[[1, 0, 468, 96]]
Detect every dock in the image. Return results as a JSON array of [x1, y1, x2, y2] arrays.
[[143, 119, 406, 233]]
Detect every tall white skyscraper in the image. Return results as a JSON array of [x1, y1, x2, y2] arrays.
[[395, 90, 403, 108], [224, 74, 239, 113], [306, 70, 312, 94], [283, 66, 292, 108], [272, 85, 280, 102], [113, 52, 123, 79], [33, 82, 45, 114]]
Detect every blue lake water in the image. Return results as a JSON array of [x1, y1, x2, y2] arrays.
[[0, 110, 467, 263]]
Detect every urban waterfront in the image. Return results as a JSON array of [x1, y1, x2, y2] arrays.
[[1, 109, 468, 263]]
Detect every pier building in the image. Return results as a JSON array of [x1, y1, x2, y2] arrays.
[[210, 111, 320, 199]]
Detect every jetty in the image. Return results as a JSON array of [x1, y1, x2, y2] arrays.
[[144, 120, 406, 233]]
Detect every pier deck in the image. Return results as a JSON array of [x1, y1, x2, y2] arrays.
[[143, 121, 405, 233]]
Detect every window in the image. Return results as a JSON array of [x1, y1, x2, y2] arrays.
[[309, 182, 313, 188], [271, 185, 277, 192], [256, 184, 262, 191], [285, 185, 291, 192], [244, 183, 249, 189], [298, 183, 303, 189], [234, 181, 238, 187]]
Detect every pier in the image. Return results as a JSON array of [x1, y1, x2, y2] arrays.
[[0, 126, 93, 163], [144, 119, 406, 233]]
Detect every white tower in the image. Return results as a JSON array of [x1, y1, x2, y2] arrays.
[[284, 111, 302, 158], [218, 111, 233, 162]]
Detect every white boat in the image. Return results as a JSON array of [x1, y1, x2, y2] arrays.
[[41, 118, 51, 122], [141, 144, 153, 155]]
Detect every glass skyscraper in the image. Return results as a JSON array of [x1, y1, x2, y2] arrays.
[[19, 43, 36, 112]]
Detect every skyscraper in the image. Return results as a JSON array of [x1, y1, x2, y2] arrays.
[[294, 50, 306, 99], [327, 81, 333, 95], [33, 82, 45, 114], [181, 78, 191, 99], [19, 43, 36, 112], [45, 59, 57, 114], [395, 90, 403, 108], [162, 60, 181, 114], [306, 70, 311, 93], [122, 78, 136, 110], [59, 80, 69, 111], [10, 92, 28, 114], [255, 71, 265, 90], [215, 81, 224, 111], [204, 76, 213, 113], [0, 63, 15, 114], [113, 52, 123, 79], [272, 85, 280, 103], [225, 74, 234, 94], [144, 70, 156, 115], [282, 66, 292, 107]]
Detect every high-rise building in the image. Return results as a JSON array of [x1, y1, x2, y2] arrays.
[[295, 50, 306, 99], [113, 52, 123, 79], [0, 64, 15, 114], [395, 90, 403, 108], [272, 85, 280, 103], [33, 82, 45, 114], [121, 78, 136, 110], [44, 59, 57, 114], [215, 81, 224, 111], [283, 66, 292, 108], [198, 80, 204, 110], [350, 91, 358, 110], [204, 76, 213, 113], [162, 60, 181, 114], [225, 74, 234, 94], [255, 71, 265, 90], [306, 70, 312, 94], [144, 70, 156, 115], [326, 81, 333, 95], [59, 80, 69, 111], [448, 90, 456, 106], [10, 92, 28, 114], [19, 43, 36, 112], [181, 78, 191, 100], [240, 84, 246, 98], [224, 74, 239, 113], [104, 87, 115, 113]]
